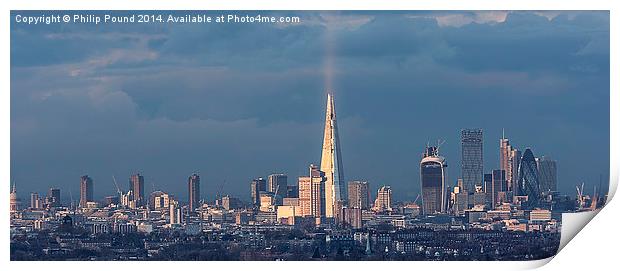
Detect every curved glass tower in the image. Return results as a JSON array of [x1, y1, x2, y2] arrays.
[[517, 148, 540, 205], [420, 146, 447, 215]]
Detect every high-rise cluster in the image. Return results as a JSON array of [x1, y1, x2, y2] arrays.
[[443, 129, 558, 214]]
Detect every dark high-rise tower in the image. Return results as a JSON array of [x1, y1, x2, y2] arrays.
[[48, 188, 61, 207], [267, 173, 288, 201], [250, 178, 267, 207], [188, 173, 200, 210], [461, 129, 483, 192], [510, 149, 522, 195], [79, 175, 94, 207], [536, 157, 557, 193], [320, 93, 345, 218], [517, 148, 540, 205], [492, 169, 507, 205], [483, 173, 494, 209], [129, 173, 145, 207], [420, 146, 447, 215]]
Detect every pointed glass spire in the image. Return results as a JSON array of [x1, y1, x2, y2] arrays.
[[320, 93, 345, 218]]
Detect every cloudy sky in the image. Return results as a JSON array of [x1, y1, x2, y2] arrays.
[[10, 11, 609, 203]]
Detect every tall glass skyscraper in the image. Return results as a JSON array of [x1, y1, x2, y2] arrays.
[[510, 148, 522, 194], [461, 129, 483, 192], [420, 146, 447, 215], [492, 169, 507, 205], [320, 93, 345, 218], [188, 173, 200, 211], [537, 157, 557, 193], [129, 173, 145, 207], [517, 148, 540, 206], [500, 132, 519, 194], [79, 175, 93, 208]]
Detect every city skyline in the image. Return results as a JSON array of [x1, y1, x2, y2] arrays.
[[10, 10, 610, 203], [9, 91, 581, 207]]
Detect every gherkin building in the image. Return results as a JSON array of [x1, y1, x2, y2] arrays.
[[517, 148, 540, 206]]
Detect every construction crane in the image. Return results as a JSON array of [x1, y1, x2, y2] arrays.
[[436, 139, 446, 154], [69, 190, 75, 210], [413, 194, 420, 205], [274, 184, 281, 205], [590, 185, 598, 211], [576, 182, 586, 210], [112, 175, 126, 208], [216, 179, 227, 205], [112, 175, 122, 195]]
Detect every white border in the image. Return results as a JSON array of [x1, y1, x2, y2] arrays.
[[2, 1, 618, 270]]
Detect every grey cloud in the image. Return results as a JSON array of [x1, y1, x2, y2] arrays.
[[10, 11, 610, 201]]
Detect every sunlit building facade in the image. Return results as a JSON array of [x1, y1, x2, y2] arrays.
[[320, 93, 345, 218]]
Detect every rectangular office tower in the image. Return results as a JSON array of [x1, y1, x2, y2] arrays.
[[188, 173, 200, 211], [250, 177, 267, 207], [298, 164, 326, 222], [493, 169, 507, 205], [79, 175, 94, 208], [268, 173, 288, 200], [537, 157, 557, 193], [461, 129, 483, 192], [483, 173, 494, 209], [129, 173, 145, 207], [47, 188, 61, 207], [348, 180, 370, 209]]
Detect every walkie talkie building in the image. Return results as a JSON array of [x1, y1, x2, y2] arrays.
[[420, 146, 447, 215]]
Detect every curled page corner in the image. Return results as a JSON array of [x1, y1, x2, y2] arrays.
[[520, 209, 604, 270], [554, 170, 617, 257], [559, 210, 600, 252]]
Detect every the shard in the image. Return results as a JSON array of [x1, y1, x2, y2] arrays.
[[320, 93, 345, 218]]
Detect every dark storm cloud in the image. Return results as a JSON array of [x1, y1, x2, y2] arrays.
[[10, 11, 609, 201]]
